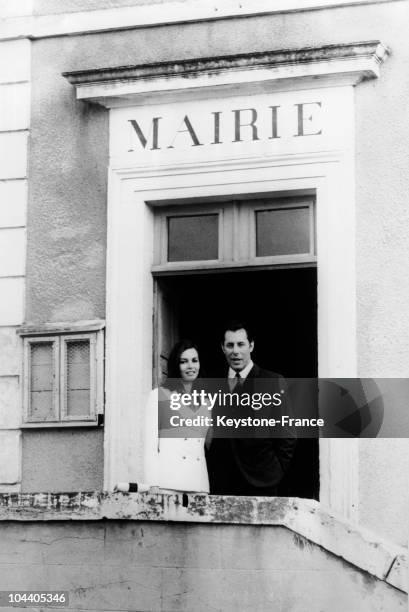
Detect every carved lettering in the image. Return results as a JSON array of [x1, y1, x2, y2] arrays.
[[126, 101, 324, 152], [232, 108, 259, 142], [128, 117, 161, 150], [269, 106, 280, 140], [167, 115, 203, 148], [294, 102, 322, 137], [212, 111, 222, 145]]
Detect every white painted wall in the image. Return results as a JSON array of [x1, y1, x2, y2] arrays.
[[0, 0, 33, 18], [0, 38, 30, 491], [0, 0, 399, 40]]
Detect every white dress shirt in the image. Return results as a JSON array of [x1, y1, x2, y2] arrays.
[[228, 359, 254, 380], [228, 360, 254, 390]]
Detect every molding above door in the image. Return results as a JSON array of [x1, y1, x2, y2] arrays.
[[63, 41, 388, 108]]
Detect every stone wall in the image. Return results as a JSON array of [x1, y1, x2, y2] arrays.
[[0, 493, 407, 611], [0, 518, 406, 612]]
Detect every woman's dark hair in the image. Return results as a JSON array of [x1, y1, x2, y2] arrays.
[[163, 339, 203, 391]]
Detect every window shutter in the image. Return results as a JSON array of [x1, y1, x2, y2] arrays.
[[65, 339, 91, 418], [27, 339, 59, 421], [22, 327, 104, 427]]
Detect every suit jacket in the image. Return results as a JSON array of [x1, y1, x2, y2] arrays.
[[206, 363, 297, 494]]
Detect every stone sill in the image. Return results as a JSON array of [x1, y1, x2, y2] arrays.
[[0, 492, 406, 593]]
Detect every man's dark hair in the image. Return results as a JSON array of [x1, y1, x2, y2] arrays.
[[220, 320, 254, 344]]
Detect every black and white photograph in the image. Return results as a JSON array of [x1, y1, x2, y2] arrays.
[[0, 0, 408, 610]]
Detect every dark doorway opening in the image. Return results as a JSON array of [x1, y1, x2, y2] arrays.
[[155, 267, 319, 499]]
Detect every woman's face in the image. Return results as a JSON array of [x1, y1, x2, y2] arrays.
[[179, 348, 200, 382]]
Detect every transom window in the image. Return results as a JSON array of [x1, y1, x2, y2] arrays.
[[255, 206, 310, 257], [152, 196, 315, 273], [167, 213, 219, 261]]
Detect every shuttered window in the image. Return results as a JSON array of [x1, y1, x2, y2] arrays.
[[22, 331, 103, 426], [64, 339, 91, 418]]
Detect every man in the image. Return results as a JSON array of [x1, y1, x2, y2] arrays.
[[206, 320, 297, 496]]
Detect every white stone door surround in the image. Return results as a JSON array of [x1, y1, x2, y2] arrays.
[[64, 41, 388, 519]]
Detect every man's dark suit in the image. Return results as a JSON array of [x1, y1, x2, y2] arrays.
[[206, 363, 297, 496]]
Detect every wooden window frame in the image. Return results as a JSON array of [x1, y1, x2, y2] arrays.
[[60, 334, 98, 423], [23, 336, 60, 424], [152, 196, 316, 275], [21, 328, 104, 428], [249, 197, 315, 262], [154, 202, 229, 269]]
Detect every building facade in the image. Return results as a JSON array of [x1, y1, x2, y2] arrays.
[[0, 1, 408, 610]]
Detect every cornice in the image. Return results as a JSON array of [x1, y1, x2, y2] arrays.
[[62, 41, 389, 108]]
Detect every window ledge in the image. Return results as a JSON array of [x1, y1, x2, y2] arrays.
[[0, 492, 406, 593], [21, 421, 101, 428], [18, 319, 105, 336]]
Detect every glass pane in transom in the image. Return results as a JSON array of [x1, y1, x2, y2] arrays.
[[256, 207, 310, 256], [168, 214, 218, 261]]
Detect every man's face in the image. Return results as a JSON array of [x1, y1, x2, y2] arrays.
[[222, 328, 254, 372]]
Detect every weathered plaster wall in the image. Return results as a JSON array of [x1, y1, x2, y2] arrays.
[[24, 36, 109, 492], [27, 48, 107, 324], [27, 1, 409, 535], [21, 429, 103, 492], [28, 2, 409, 320], [33, 0, 171, 15], [28, 1, 409, 321], [354, 23, 409, 379], [359, 439, 409, 548], [0, 519, 406, 611], [349, 4, 409, 547]]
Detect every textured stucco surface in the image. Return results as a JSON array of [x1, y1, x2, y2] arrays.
[[27, 46, 108, 324], [28, 1, 409, 324], [355, 33, 409, 378], [1, 492, 407, 592], [26, 1, 409, 535], [359, 439, 409, 548], [21, 429, 104, 492], [33, 0, 181, 15], [0, 520, 406, 611]]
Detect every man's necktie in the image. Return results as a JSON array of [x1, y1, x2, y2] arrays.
[[235, 371, 243, 389]]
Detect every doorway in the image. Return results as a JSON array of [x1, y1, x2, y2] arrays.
[[154, 266, 319, 499]]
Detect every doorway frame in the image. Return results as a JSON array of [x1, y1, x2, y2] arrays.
[[104, 141, 359, 519]]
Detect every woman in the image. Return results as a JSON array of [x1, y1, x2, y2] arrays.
[[144, 340, 210, 493]]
